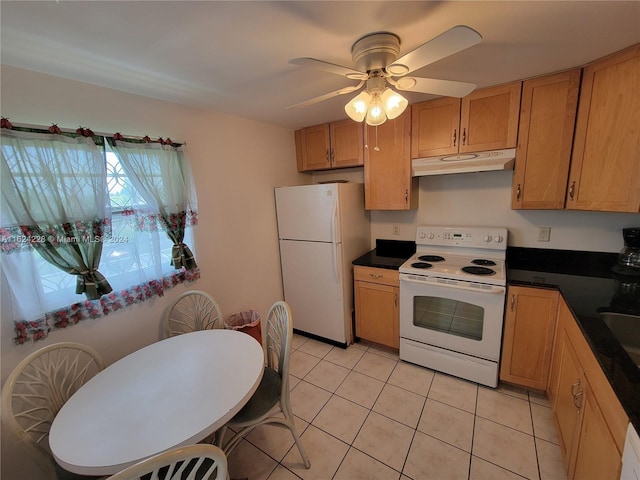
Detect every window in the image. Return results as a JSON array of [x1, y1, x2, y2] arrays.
[[1, 130, 199, 343]]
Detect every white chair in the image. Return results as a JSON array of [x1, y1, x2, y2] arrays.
[[164, 290, 224, 337], [215, 300, 311, 468], [1, 342, 104, 478], [106, 444, 227, 480]]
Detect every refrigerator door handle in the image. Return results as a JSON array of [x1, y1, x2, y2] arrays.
[[332, 243, 342, 301], [331, 201, 339, 244]]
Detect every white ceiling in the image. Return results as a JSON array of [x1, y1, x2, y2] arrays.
[[2, 1, 639, 130]]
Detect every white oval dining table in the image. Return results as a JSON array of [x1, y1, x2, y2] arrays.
[[49, 329, 264, 476]]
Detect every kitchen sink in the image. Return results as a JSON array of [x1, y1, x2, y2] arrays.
[[600, 312, 640, 367]]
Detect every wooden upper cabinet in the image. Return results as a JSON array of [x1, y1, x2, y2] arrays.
[[411, 97, 461, 158], [512, 69, 581, 209], [500, 286, 559, 390], [567, 43, 640, 213], [460, 81, 522, 153], [411, 82, 521, 160], [364, 108, 418, 210], [329, 118, 364, 169], [296, 119, 363, 172]]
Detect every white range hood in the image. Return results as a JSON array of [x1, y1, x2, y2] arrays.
[[412, 148, 516, 177]]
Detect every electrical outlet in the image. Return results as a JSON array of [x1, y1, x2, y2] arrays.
[[392, 224, 400, 236], [538, 226, 551, 242]]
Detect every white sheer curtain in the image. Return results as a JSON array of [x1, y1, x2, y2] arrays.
[[1, 129, 112, 299], [110, 140, 198, 270]]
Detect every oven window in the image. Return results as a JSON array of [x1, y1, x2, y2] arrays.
[[414, 296, 484, 341]]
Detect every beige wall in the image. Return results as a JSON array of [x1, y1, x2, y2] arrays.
[[368, 172, 637, 252], [311, 165, 636, 253], [0, 65, 308, 478]]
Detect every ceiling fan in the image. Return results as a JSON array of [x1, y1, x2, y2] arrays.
[[287, 26, 482, 126]]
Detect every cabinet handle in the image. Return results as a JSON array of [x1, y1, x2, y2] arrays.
[[330, 148, 335, 162], [405, 189, 408, 204], [510, 294, 515, 311], [325, 149, 330, 161], [570, 378, 581, 397], [453, 129, 457, 147], [516, 184, 521, 201], [462, 128, 467, 145], [569, 181, 576, 200], [573, 389, 584, 412], [368, 273, 383, 279], [394, 293, 398, 307]]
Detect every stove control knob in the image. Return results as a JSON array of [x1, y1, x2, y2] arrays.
[[427, 232, 435, 239], [494, 235, 504, 244], [483, 235, 492, 243], [418, 231, 427, 239]]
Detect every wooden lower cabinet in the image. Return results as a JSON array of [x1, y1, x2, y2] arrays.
[[550, 321, 584, 473], [500, 286, 559, 390], [354, 266, 399, 349], [572, 387, 624, 480], [548, 299, 628, 480]]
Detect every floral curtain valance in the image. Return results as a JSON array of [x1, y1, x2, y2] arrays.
[[1, 129, 113, 299], [111, 140, 198, 270]]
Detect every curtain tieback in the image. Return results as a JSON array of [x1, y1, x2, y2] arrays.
[[76, 269, 112, 300]]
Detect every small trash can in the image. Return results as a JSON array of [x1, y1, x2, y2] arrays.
[[225, 310, 262, 345]]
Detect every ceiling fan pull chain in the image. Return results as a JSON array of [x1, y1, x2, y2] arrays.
[[374, 125, 380, 152]]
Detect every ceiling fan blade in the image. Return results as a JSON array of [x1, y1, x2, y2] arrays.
[[397, 77, 477, 98], [387, 25, 482, 76], [289, 57, 368, 80], [286, 82, 364, 110]]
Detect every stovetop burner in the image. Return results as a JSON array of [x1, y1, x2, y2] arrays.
[[418, 255, 445, 262], [461, 266, 496, 276], [471, 259, 496, 266], [411, 262, 433, 269], [399, 226, 508, 286]]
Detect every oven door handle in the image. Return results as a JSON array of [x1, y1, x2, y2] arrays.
[[400, 274, 506, 295]]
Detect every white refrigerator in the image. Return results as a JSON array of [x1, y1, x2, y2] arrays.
[[275, 183, 370, 346]]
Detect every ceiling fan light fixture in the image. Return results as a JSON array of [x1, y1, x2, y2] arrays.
[[345, 90, 371, 122], [381, 88, 408, 120], [365, 92, 387, 126]]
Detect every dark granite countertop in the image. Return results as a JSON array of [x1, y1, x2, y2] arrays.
[[507, 247, 640, 433], [352, 239, 416, 270]]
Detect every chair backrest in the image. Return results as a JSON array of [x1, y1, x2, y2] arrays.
[[263, 301, 293, 392], [106, 444, 228, 480], [164, 290, 224, 338], [1, 342, 103, 462]]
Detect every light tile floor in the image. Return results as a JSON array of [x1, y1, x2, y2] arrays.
[[226, 335, 567, 480]]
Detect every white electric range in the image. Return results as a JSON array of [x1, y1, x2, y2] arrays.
[[399, 225, 508, 388]]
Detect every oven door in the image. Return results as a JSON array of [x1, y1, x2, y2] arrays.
[[399, 273, 506, 361]]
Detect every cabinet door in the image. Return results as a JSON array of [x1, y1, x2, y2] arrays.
[[330, 119, 364, 168], [460, 82, 521, 153], [552, 330, 584, 474], [411, 97, 461, 158], [572, 384, 623, 480], [299, 124, 331, 171], [354, 280, 399, 348], [500, 286, 559, 390], [364, 108, 417, 210], [512, 69, 581, 210], [567, 44, 640, 212]]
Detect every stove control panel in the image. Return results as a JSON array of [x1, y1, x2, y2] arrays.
[[416, 226, 508, 250]]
